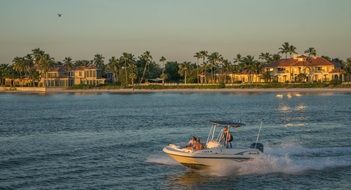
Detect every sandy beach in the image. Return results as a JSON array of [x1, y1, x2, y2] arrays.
[[1, 87, 351, 94]]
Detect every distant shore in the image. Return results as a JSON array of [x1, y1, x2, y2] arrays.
[[1, 87, 351, 94]]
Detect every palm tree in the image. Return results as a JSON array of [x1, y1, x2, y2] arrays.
[[0, 64, 10, 86], [159, 56, 167, 84], [304, 47, 317, 57], [344, 58, 351, 81], [12, 57, 25, 78], [221, 59, 232, 83], [74, 60, 91, 67], [279, 42, 291, 59], [259, 52, 273, 64], [232, 53, 242, 73], [199, 50, 208, 83], [37, 54, 54, 87], [240, 55, 259, 83], [0, 64, 18, 86], [63, 57, 74, 71], [194, 52, 202, 83], [199, 50, 208, 64], [178, 62, 191, 84], [233, 54, 242, 65], [107, 56, 120, 83], [159, 56, 167, 68], [288, 45, 297, 57], [139, 51, 153, 84], [93, 54, 105, 70], [32, 48, 45, 66], [128, 62, 137, 87], [24, 54, 35, 86], [120, 52, 135, 85], [272, 54, 282, 62], [194, 52, 202, 65], [207, 52, 223, 83]]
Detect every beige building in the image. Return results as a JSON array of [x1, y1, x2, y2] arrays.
[[4, 78, 34, 87], [264, 55, 344, 83], [40, 67, 74, 87], [74, 66, 105, 85], [228, 72, 263, 83]]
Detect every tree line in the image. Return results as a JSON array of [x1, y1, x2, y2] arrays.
[[1, 42, 351, 86]]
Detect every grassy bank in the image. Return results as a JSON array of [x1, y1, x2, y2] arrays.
[[67, 82, 351, 90]]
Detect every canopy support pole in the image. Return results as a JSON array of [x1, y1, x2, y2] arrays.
[[255, 121, 263, 149]]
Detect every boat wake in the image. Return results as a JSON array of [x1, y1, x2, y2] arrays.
[[149, 142, 351, 176], [205, 143, 351, 176]]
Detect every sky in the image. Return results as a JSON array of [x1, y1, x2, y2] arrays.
[[0, 0, 351, 64]]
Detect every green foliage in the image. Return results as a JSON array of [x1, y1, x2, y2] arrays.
[[165, 62, 181, 82], [296, 73, 307, 82], [4, 43, 351, 90], [218, 82, 225, 88], [329, 79, 342, 86], [262, 71, 272, 82], [93, 54, 105, 70]]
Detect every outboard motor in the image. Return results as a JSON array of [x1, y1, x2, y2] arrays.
[[250, 143, 264, 152]]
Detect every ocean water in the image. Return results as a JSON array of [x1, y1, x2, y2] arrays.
[[0, 92, 351, 189]]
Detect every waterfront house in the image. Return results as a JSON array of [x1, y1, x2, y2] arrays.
[[74, 66, 105, 85], [40, 67, 74, 87], [228, 72, 263, 83], [264, 55, 344, 82], [4, 78, 34, 87]]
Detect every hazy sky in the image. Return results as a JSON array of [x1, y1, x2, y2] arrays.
[[1, 0, 351, 64]]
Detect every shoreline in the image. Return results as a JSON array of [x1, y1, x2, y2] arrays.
[[1, 87, 351, 94]]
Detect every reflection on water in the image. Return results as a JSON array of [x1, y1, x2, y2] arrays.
[[169, 171, 212, 187], [284, 123, 305, 127], [278, 104, 291, 112], [278, 103, 307, 127], [295, 104, 307, 111], [1, 92, 351, 189], [275, 93, 304, 99]]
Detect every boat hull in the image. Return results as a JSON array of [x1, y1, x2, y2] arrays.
[[163, 145, 261, 168]]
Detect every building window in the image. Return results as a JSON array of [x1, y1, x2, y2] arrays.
[[315, 67, 322, 72], [277, 68, 285, 73]]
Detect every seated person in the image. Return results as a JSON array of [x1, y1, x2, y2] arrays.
[[193, 138, 204, 151], [185, 136, 197, 148]]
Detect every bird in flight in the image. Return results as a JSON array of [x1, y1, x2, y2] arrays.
[[57, 13, 63, 17]]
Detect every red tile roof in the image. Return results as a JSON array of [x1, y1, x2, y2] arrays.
[[266, 56, 334, 67], [73, 66, 98, 71]]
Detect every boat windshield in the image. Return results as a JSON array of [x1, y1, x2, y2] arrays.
[[206, 121, 245, 144]]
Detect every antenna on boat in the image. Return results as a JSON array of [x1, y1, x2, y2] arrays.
[[254, 121, 263, 149]]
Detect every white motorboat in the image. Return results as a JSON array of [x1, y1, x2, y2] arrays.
[[163, 120, 264, 168]]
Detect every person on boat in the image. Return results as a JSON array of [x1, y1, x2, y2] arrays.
[[186, 136, 197, 148], [221, 126, 233, 148], [193, 138, 204, 151]]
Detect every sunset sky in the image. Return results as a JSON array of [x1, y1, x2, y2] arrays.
[[1, 0, 350, 64]]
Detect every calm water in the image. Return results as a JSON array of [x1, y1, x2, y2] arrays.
[[1, 92, 351, 189]]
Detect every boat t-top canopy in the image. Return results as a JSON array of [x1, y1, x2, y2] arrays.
[[206, 120, 245, 144], [210, 120, 245, 128]]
